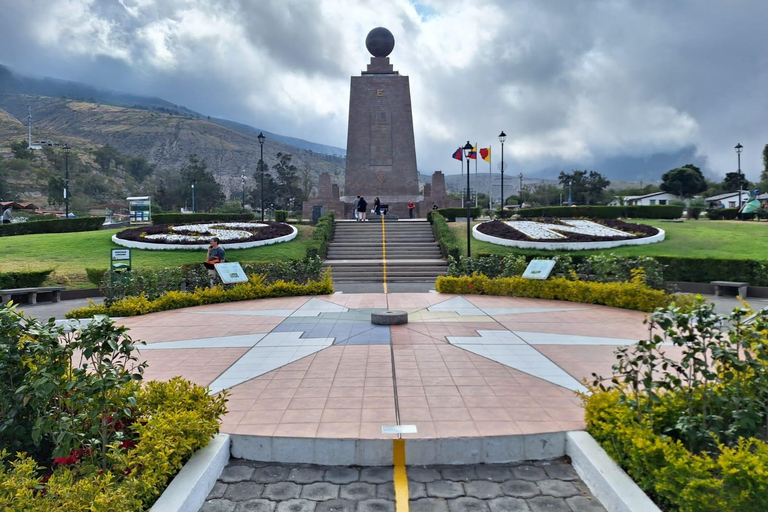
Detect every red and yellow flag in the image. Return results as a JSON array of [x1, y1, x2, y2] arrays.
[[479, 147, 491, 162]]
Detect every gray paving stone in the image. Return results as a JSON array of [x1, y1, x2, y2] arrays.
[[221, 465, 256, 483], [488, 497, 531, 512], [439, 466, 476, 482], [463, 481, 503, 500], [409, 482, 427, 500], [376, 482, 395, 500], [500, 480, 541, 499], [475, 466, 512, 482], [410, 498, 449, 512], [236, 499, 277, 512], [537, 480, 579, 498], [252, 466, 293, 484], [301, 482, 340, 501], [315, 499, 356, 512], [290, 467, 327, 484], [208, 481, 228, 499], [542, 464, 578, 481], [325, 467, 360, 484], [408, 467, 441, 483], [565, 496, 607, 512], [426, 481, 464, 499], [275, 499, 317, 512], [263, 482, 302, 501], [511, 466, 548, 482], [225, 482, 265, 501], [527, 496, 571, 512], [359, 467, 393, 484], [447, 497, 490, 512], [356, 499, 395, 512], [340, 482, 377, 500], [201, 499, 237, 512]]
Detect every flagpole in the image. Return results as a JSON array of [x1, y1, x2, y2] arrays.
[[474, 142, 478, 207], [459, 148, 464, 204], [489, 148, 492, 211]]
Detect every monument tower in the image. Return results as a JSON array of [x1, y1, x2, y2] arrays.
[[342, 27, 421, 217]]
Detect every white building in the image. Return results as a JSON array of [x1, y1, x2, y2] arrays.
[[704, 191, 751, 209], [607, 191, 680, 206]]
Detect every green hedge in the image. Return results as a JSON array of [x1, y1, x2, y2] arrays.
[[275, 210, 288, 222], [705, 208, 742, 220], [658, 256, 768, 286], [500, 205, 684, 220], [306, 212, 335, 259], [0, 269, 54, 289], [427, 211, 461, 259], [152, 213, 254, 224], [435, 207, 482, 222], [0, 217, 106, 237]]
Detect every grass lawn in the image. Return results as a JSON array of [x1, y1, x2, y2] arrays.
[[452, 218, 768, 260], [0, 225, 316, 288]]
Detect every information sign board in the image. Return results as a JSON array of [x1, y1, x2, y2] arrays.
[[110, 249, 131, 271], [522, 259, 556, 280], [214, 262, 248, 284]]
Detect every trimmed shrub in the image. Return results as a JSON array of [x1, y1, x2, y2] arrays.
[[152, 212, 254, 225], [0, 217, 106, 237], [275, 210, 288, 222], [306, 211, 335, 259], [705, 208, 740, 220], [435, 207, 482, 222], [85, 267, 108, 286], [427, 211, 461, 259], [658, 256, 768, 286], [0, 269, 54, 289]]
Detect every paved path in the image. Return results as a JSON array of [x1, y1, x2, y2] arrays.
[[200, 458, 607, 512]]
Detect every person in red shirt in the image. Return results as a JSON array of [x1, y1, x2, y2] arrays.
[[407, 201, 415, 218]]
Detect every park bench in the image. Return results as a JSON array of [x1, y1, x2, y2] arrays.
[[710, 281, 749, 298], [0, 286, 66, 305]]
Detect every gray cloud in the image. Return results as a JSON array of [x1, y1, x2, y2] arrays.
[[0, 0, 766, 179]]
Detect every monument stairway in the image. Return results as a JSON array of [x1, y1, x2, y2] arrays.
[[324, 220, 448, 283]]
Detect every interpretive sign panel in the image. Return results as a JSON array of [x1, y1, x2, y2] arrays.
[[110, 249, 131, 271], [522, 259, 556, 280], [215, 262, 248, 284]]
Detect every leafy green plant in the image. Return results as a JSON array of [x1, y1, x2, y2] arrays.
[[306, 211, 335, 258], [428, 211, 461, 259], [0, 217, 105, 237], [275, 210, 288, 222], [0, 269, 54, 288]]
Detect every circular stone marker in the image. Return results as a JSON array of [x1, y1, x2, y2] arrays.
[[371, 310, 408, 325], [365, 27, 395, 58]]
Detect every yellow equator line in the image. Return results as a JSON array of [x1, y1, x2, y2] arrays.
[[393, 439, 409, 511], [381, 213, 388, 294]]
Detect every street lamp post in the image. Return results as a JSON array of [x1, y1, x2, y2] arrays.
[[63, 145, 70, 218], [498, 131, 506, 208], [463, 141, 473, 256], [241, 175, 246, 209], [519, 173, 523, 207], [191, 181, 196, 213], [735, 143, 743, 213], [568, 180, 572, 206], [258, 132, 266, 222]]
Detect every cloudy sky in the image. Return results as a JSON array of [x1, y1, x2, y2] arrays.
[[0, 0, 766, 180]]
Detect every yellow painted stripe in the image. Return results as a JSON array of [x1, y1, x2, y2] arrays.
[[381, 214, 388, 294], [393, 439, 409, 512]]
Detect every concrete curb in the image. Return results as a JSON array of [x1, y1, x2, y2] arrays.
[[150, 434, 230, 512], [566, 431, 661, 512]]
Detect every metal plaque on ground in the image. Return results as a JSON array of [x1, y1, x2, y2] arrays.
[[522, 259, 556, 280]]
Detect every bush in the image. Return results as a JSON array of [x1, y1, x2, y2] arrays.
[[427, 212, 461, 259], [585, 301, 768, 510], [705, 208, 740, 220], [179, 257, 325, 291], [67, 271, 334, 318], [85, 267, 109, 286], [435, 270, 674, 312], [506, 205, 684, 220], [306, 212, 335, 259], [658, 256, 768, 286], [0, 217, 106, 237], [0, 269, 54, 289], [434, 207, 482, 222], [275, 210, 288, 222], [152, 212, 254, 225]]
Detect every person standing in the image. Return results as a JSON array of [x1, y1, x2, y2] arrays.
[[407, 201, 415, 219], [373, 197, 381, 216], [353, 195, 360, 221], [357, 196, 368, 221], [204, 237, 226, 269], [2, 207, 11, 224]]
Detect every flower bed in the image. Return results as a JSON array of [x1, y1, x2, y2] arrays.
[[112, 221, 297, 250], [585, 301, 768, 511], [0, 306, 227, 511], [475, 218, 664, 250]]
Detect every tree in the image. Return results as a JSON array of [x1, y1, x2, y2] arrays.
[[179, 154, 224, 212], [10, 140, 34, 160], [271, 152, 302, 210], [93, 145, 121, 172], [660, 164, 707, 197], [722, 172, 750, 193], [124, 156, 154, 182], [47, 176, 65, 207], [762, 144, 768, 182], [299, 165, 314, 205], [558, 170, 611, 205], [522, 184, 564, 206]]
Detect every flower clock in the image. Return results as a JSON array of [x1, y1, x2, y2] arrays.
[[474, 218, 664, 250], [112, 221, 297, 250]]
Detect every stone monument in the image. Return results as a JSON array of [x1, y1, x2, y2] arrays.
[[301, 171, 344, 219], [340, 27, 421, 218]]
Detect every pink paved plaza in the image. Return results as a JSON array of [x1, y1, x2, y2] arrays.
[[121, 293, 667, 440]]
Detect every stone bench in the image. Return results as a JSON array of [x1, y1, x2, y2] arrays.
[[0, 286, 66, 305], [710, 281, 749, 298]]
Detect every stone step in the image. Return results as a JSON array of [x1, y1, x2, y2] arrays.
[[325, 259, 446, 267]]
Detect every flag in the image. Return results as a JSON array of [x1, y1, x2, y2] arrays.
[[479, 147, 491, 162], [468, 145, 477, 160], [452, 147, 463, 160]]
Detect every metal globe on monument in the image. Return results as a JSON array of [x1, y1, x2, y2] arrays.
[[365, 27, 395, 57]]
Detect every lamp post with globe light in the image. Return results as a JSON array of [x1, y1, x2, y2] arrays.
[[63, 145, 70, 218], [258, 132, 266, 221], [499, 131, 506, 208], [463, 141, 473, 256], [735, 143, 743, 213]]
